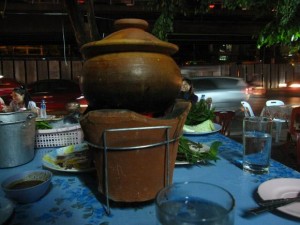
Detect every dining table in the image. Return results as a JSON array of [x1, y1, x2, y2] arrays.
[[260, 104, 300, 121], [1, 132, 300, 225]]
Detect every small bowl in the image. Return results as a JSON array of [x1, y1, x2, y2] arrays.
[[1, 170, 52, 203]]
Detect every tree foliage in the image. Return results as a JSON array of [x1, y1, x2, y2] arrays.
[[149, 0, 300, 53], [257, 0, 300, 53], [64, 0, 300, 54]]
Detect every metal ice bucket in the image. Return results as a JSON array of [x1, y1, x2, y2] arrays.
[[0, 111, 37, 168]]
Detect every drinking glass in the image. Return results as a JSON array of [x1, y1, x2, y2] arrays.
[[243, 116, 273, 174], [155, 181, 235, 225]]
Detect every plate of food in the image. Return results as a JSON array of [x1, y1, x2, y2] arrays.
[[176, 137, 221, 165], [36, 115, 62, 122], [183, 120, 222, 135], [42, 143, 95, 173], [257, 178, 300, 218]]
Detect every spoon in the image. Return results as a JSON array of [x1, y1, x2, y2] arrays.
[[245, 196, 300, 215]]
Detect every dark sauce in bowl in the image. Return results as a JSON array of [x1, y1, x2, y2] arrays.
[[8, 180, 44, 190]]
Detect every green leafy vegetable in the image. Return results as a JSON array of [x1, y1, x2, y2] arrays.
[[177, 136, 222, 164], [36, 121, 52, 129], [185, 98, 215, 126]]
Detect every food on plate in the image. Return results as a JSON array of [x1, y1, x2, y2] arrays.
[[177, 136, 221, 164], [43, 143, 92, 170], [183, 119, 215, 133], [185, 96, 215, 126]]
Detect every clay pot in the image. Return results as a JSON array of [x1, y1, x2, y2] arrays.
[[80, 101, 191, 202], [80, 18, 182, 113]]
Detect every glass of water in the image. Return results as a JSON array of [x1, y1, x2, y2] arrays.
[[243, 116, 273, 174], [155, 182, 235, 225]]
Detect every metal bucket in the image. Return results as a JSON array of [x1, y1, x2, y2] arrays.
[[0, 112, 37, 168]]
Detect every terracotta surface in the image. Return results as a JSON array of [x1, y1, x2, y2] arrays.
[[80, 101, 191, 202], [80, 18, 178, 58], [79, 18, 182, 113]]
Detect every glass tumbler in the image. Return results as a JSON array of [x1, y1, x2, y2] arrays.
[[155, 181, 235, 225], [243, 116, 273, 174]]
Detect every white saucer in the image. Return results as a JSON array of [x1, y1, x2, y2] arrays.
[[0, 196, 14, 224], [257, 178, 300, 218]]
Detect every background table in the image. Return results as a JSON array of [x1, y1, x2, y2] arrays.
[[260, 104, 300, 121], [260, 104, 300, 142], [1, 133, 300, 225]]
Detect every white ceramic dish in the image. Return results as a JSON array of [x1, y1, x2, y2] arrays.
[[183, 123, 222, 135], [175, 143, 210, 165], [257, 178, 300, 218], [0, 196, 14, 224]]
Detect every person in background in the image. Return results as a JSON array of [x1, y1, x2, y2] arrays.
[[178, 78, 198, 105], [1, 86, 39, 114], [0, 97, 5, 111]]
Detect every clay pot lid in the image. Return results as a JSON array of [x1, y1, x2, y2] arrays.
[[80, 18, 179, 59]]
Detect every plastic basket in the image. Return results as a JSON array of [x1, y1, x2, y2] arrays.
[[35, 125, 84, 148]]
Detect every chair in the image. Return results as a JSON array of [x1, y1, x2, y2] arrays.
[[266, 100, 285, 106], [285, 106, 300, 168], [214, 111, 235, 136], [241, 101, 255, 117], [265, 100, 286, 142]]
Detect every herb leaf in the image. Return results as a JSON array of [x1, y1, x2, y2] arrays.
[[185, 98, 215, 126], [177, 136, 221, 164], [36, 121, 52, 129]]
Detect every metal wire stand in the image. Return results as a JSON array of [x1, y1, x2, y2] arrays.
[[87, 125, 176, 215]]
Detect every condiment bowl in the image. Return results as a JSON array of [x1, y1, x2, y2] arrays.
[[1, 170, 52, 203]]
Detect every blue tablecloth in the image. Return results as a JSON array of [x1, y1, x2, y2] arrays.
[[1, 133, 300, 225]]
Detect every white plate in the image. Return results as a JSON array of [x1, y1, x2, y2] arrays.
[[0, 196, 14, 224], [42, 144, 95, 173], [257, 178, 300, 218], [183, 123, 222, 135], [175, 143, 210, 165], [42, 160, 95, 173]]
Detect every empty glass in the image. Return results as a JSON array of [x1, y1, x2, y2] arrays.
[[155, 182, 235, 225]]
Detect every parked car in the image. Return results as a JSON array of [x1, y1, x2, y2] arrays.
[[185, 76, 250, 112], [0, 77, 23, 104], [27, 79, 82, 114]]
